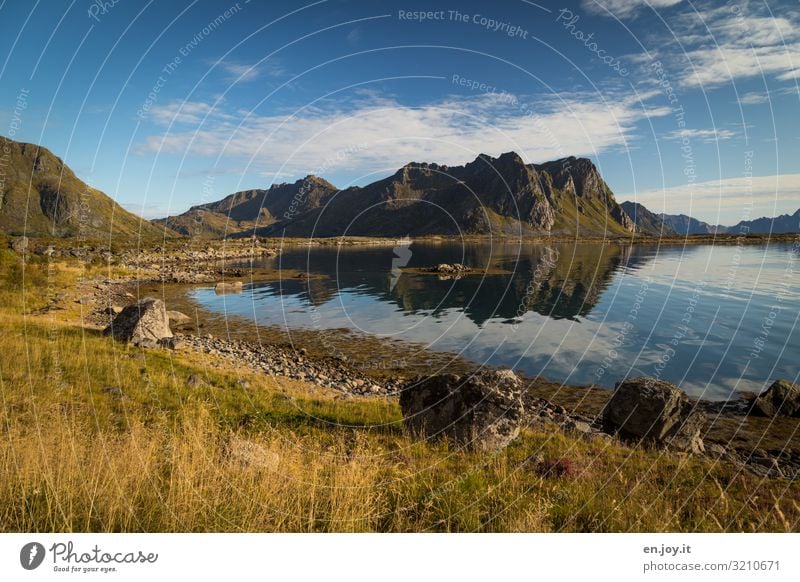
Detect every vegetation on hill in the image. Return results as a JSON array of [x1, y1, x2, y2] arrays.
[[0, 137, 166, 240]]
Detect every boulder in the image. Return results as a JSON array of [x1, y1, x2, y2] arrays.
[[166, 310, 191, 325], [602, 377, 706, 453], [158, 336, 185, 350], [103, 297, 173, 346], [399, 369, 526, 451], [214, 281, 243, 295], [425, 263, 471, 274], [9, 236, 28, 254], [751, 380, 800, 417]]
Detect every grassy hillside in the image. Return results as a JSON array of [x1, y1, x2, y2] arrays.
[[0, 244, 797, 532], [0, 137, 165, 240]]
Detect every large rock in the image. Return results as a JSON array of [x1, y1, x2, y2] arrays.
[[103, 297, 173, 346], [751, 380, 800, 417], [424, 263, 471, 274], [602, 377, 706, 453], [166, 310, 191, 325], [214, 281, 243, 295], [399, 369, 526, 451], [9, 236, 28, 254]]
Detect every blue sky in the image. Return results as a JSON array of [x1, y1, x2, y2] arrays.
[[1, 0, 798, 224]]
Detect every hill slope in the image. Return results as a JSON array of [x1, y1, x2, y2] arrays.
[[620, 201, 677, 236], [0, 137, 163, 239], [153, 176, 337, 237]]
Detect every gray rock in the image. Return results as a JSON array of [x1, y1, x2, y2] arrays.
[[134, 337, 158, 349], [158, 336, 185, 350], [187, 374, 206, 388], [166, 310, 191, 325], [564, 419, 593, 434], [104, 297, 173, 345], [214, 281, 243, 295], [602, 377, 706, 454], [704, 443, 727, 458], [101, 385, 123, 396], [399, 369, 526, 451], [425, 263, 471, 274], [9, 236, 28, 254], [751, 380, 800, 417]]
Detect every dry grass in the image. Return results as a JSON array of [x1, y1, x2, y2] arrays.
[[0, 245, 798, 532]]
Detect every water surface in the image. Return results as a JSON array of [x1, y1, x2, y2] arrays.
[[190, 241, 799, 400]]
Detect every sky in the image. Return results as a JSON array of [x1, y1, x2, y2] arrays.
[[0, 0, 798, 225]]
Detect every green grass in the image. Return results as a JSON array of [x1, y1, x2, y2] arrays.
[[0, 247, 798, 532]]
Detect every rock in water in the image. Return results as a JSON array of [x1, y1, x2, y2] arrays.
[[214, 281, 243, 295], [103, 297, 173, 346], [602, 377, 706, 453], [751, 380, 800, 417], [399, 369, 526, 451]]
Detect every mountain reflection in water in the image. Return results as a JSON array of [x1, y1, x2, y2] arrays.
[[190, 241, 799, 400]]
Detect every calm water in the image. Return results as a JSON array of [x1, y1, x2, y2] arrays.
[[190, 241, 799, 400]]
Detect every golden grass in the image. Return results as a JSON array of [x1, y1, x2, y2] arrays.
[[0, 246, 798, 532]]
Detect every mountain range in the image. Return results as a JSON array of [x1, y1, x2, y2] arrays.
[[621, 201, 800, 236], [2, 135, 797, 240], [158, 152, 637, 238]]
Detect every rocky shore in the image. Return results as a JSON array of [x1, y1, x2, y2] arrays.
[[19, 236, 798, 482], [179, 334, 403, 397], [119, 242, 280, 283]]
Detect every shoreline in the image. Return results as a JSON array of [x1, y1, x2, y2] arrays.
[[65, 248, 800, 481]]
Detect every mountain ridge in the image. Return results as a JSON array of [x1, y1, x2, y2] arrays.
[[622, 200, 799, 235], [158, 152, 643, 238]]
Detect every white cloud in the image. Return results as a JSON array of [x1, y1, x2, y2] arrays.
[[682, 43, 800, 88], [661, 5, 800, 88], [739, 92, 769, 105], [136, 92, 671, 179], [622, 173, 800, 224], [663, 128, 737, 142], [583, 0, 683, 19], [213, 59, 287, 83], [219, 62, 260, 82]]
